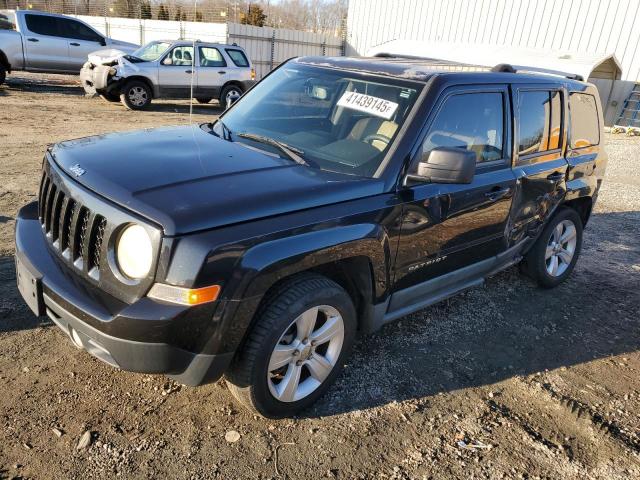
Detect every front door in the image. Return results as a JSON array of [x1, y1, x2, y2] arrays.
[[56, 17, 105, 72], [158, 45, 195, 98], [509, 86, 569, 246], [393, 85, 516, 292]]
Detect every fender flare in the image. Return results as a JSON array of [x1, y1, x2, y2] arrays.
[[0, 49, 11, 72], [229, 223, 392, 303]]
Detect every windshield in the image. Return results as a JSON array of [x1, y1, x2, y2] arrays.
[[214, 64, 422, 177], [130, 41, 171, 61]]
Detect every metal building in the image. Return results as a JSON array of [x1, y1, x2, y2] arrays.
[[346, 0, 640, 125]]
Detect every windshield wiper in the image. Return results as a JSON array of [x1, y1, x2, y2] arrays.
[[237, 133, 308, 166]]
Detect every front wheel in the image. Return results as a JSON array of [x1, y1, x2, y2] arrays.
[[226, 274, 356, 418], [120, 80, 152, 110], [195, 97, 212, 104], [521, 207, 583, 288]]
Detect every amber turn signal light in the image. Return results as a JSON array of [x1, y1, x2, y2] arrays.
[[148, 283, 221, 306]]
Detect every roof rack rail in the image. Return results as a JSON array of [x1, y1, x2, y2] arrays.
[[491, 63, 584, 82]]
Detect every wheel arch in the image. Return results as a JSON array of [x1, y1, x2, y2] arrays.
[[219, 80, 245, 101], [562, 196, 593, 227], [0, 49, 11, 72], [122, 75, 156, 98]]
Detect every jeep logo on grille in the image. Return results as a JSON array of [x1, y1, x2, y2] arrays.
[[69, 164, 86, 177]]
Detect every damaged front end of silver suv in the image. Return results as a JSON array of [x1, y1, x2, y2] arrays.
[[80, 49, 135, 101]]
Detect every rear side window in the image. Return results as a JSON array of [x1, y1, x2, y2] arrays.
[[569, 93, 600, 148], [57, 18, 102, 42], [423, 92, 504, 164], [226, 49, 250, 67], [199, 47, 226, 67], [518, 90, 563, 156], [0, 11, 16, 30], [25, 14, 59, 36]]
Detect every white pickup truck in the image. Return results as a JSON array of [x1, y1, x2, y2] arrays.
[[0, 9, 137, 85]]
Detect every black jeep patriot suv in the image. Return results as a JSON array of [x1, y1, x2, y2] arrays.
[[15, 56, 606, 417]]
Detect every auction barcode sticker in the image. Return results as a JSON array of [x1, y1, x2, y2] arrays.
[[337, 91, 399, 120]]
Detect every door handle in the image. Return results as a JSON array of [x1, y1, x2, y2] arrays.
[[27, 37, 39, 42], [218, 70, 226, 74], [484, 188, 511, 201], [70, 42, 80, 46], [546, 172, 565, 182], [185, 69, 193, 74]]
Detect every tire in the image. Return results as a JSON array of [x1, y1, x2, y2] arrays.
[[226, 274, 356, 418], [521, 207, 583, 288], [220, 84, 243, 109], [195, 97, 212, 104], [120, 80, 152, 110], [99, 91, 120, 103], [0, 66, 6, 86]]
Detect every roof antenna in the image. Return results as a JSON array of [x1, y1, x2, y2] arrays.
[[189, 0, 197, 124]]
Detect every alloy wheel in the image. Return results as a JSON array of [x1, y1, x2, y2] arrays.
[[128, 86, 148, 107], [267, 305, 344, 403], [545, 219, 577, 276]]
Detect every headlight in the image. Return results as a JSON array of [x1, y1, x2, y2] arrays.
[[116, 224, 152, 279]]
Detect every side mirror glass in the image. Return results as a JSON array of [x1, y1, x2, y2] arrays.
[[405, 147, 476, 185]]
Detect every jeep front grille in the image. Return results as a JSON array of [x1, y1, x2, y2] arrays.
[[38, 170, 107, 280]]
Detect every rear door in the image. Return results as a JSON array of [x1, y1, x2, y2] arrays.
[[21, 13, 68, 71], [56, 17, 104, 71], [158, 45, 194, 98], [195, 45, 228, 100], [509, 85, 568, 245], [393, 85, 517, 292]]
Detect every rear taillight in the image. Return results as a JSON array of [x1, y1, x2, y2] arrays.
[[250, 68, 256, 81]]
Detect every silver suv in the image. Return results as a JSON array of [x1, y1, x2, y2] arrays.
[[81, 40, 255, 110]]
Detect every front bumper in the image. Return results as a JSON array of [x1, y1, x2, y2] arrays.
[[80, 63, 122, 97], [15, 202, 233, 386]]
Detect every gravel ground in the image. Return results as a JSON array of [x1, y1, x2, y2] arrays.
[[1, 72, 639, 480]]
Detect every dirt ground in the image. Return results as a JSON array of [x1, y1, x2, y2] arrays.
[[1, 72, 639, 480]]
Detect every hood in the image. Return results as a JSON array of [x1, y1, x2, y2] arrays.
[[50, 126, 385, 235], [88, 48, 128, 65]]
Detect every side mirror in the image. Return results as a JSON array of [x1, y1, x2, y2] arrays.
[[405, 147, 476, 185], [99, 37, 107, 46]]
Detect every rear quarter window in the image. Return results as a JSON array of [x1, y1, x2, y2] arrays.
[[569, 93, 600, 149], [225, 49, 250, 67]]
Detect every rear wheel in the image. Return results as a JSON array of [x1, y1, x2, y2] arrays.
[[226, 274, 356, 418], [120, 80, 152, 110], [220, 84, 243, 108], [0, 66, 6, 86], [521, 207, 583, 288]]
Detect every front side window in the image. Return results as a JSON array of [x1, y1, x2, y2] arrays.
[[57, 18, 102, 42], [162, 46, 194, 66], [422, 92, 504, 164], [214, 64, 422, 177], [199, 47, 226, 67], [518, 90, 563, 157], [25, 14, 58, 36], [569, 93, 599, 148], [226, 49, 249, 67]]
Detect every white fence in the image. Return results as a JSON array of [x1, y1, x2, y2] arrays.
[[71, 15, 343, 79]]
